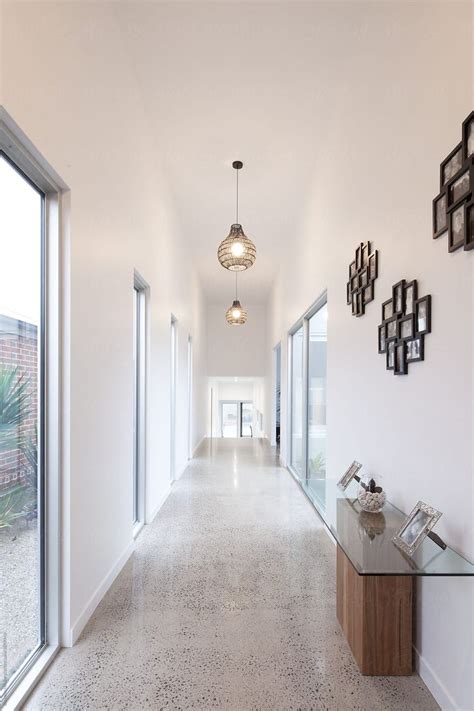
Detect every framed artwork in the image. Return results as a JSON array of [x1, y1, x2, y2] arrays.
[[378, 280, 431, 375], [462, 111, 474, 161], [338, 461, 362, 490], [432, 191, 448, 239], [434, 114, 474, 252], [346, 241, 378, 317], [393, 501, 442, 557]]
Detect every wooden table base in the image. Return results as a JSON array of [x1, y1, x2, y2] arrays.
[[336, 544, 414, 675]]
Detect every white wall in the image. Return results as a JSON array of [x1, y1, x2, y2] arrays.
[[0, 1, 207, 645], [267, 3, 473, 708], [207, 303, 267, 377]]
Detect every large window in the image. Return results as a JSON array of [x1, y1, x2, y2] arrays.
[[133, 276, 147, 531], [290, 326, 304, 478], [0, 153, 45, 699], [289, 295, 327, 501]]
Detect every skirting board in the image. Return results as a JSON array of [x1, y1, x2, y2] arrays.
[[67, 539, 135, 647], [415, 646, 459, 711]]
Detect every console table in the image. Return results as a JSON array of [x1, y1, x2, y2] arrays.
[[292, 475, 474, 676]]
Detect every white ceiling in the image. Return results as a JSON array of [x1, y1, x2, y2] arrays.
[[114, 2, 374, 304]]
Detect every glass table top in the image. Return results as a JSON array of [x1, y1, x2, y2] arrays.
[[296, 475, 474, 576]]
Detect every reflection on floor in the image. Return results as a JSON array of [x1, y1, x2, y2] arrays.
[[24, 438, 438, 710]]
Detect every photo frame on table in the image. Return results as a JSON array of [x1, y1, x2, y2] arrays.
[[433, 113, 474, 252], [337, 461, 362, 490], [346, 242, 378, 317], [392, 501, 442, 557]]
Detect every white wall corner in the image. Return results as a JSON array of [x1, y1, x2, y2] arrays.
[[66, 541, 135, 647], [415, 646, 459, 711]]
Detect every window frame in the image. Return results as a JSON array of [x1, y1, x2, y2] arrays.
[[287, 290, 327, 485], [132, 271, 148, 537], [0, 108, 67, 709]]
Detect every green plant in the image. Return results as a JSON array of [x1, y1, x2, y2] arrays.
[[0, 366, 31, 453], [0, 489, 28, 529], [309, 452, 326, 477]]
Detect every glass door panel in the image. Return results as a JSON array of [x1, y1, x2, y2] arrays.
[[307, 302, 328, 505], [221, 403, 238, 437], [290, 326, 304, 479], [0, 153, 44, 699], [240, 403, 253, 437]]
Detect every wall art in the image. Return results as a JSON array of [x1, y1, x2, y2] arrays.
[[433, 111, 474, 252], [378, 279, 431, 375], [346, 241, 378, 316]]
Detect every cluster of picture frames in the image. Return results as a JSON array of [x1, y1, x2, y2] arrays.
[[337, 461, 445, 557], [346, 241, 378, 316], [433, 111, 474, 252], [377, 279, 431, 375]]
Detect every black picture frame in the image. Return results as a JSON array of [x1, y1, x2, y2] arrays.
[[363, 282, 374, 305], [361, 242, 370, 268], [386, 341, 395, 371], [446, 160, 473, 212], [382, 298, 393, 321], [462, 111, 474, 162], [392, 280, 406, 315], [385, 315, 399, 342], [415, 295, 432, 335], [347, 242, 378, 318], [359, 267, 369, 289], [368, 251, 378, 281], [404, 280, 418, 316], [399, 314, 415, 341], [432, 190, 448, 239], [346, 281, 351, 305], [394, 342, 407, 375], [356, 244, 362, 270], [448, 202, 466, 252], [378, 324, 386, 354], [465, 200, 474, 251], [406, 335, 424, 363], [349, 260, 357, 278], [440, 141, 463, 188]]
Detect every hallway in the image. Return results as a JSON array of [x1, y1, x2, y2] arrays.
[[25, 439, 436, 710]]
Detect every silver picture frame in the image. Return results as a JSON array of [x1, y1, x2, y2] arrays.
[[392, 501, 442, 557], [337, 461, 362, 490]]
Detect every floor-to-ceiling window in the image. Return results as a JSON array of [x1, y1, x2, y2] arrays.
[[290, 325, 304, 478], [132, 275, 147, 531], [307, 301, 327, 503], [170, 315, 177, 481], [0, 153, 45, 700]]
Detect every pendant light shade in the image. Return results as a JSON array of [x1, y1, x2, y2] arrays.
[[226, 299, 247, 326], [217, 161, 257, 271]]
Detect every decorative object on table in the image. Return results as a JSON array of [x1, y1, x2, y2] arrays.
[[377, 279, 431, 375], [392, 501, 442, 557], [337, 461, 362, 490], [346, 241, 378, 316], [357, 474, 386, 512], [432, 111, 474, 252], [358, 510, 386, 540], [217, 161, 257, 271]]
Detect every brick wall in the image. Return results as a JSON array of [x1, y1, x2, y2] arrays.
[[0, 315, 38, 491]]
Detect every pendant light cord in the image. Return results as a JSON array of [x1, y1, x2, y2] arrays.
[[235, 271, 238, 301], [236, 167, 239, 223]]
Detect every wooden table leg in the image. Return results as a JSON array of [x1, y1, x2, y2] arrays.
[[336, 544, 414, 675]]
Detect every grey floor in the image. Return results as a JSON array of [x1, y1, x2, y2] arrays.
[[24, 438, 438, 710]]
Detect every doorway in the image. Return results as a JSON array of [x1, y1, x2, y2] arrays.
[[220, 401, 254, 438], [132, 273, 148, 532], [274, 343, 281, 451]]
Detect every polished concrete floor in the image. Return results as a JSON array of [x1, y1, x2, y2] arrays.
[[25, 438, 438, 710]]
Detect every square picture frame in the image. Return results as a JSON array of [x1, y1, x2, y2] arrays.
[[382, 298, 393, 321], [440, 142, 463, 188], [432, 191, 448, 239], [399, 314, 415, 341], [406, 336, 424, 363], [462, 111, 474, 161], [337, 461, 362, 490], [392, 501, 442, 557], [392, 279, 406, 315], [415, 295, 431, 335], [404, 280, 418, 316], [448, 202, 466, 252]]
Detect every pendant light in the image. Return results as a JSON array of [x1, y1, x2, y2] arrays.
[[226, 272, 248, 325], [218, 161, 257, 271]]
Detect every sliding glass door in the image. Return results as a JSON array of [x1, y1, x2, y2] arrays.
[[289, 295, 328, 504], [0, 153, 45, 699]]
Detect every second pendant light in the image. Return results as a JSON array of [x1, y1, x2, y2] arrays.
[[226, 272, 247, 325]]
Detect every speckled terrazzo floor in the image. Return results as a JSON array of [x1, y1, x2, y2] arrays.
[[24, 438, 438, 710]]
